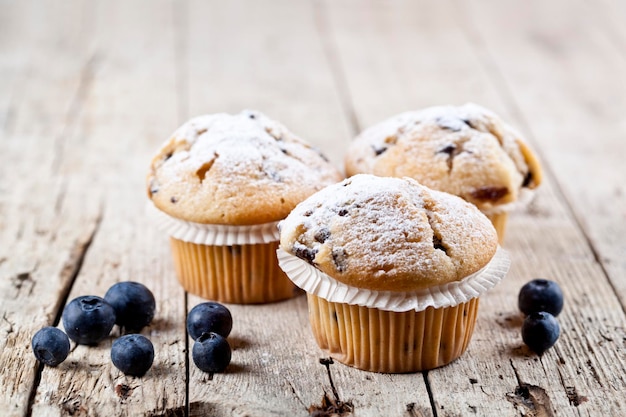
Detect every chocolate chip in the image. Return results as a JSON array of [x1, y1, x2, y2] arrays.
[[338, 208, 348, 217], [170, 196, 178, 203], [437, 143, 458, 171], [433, 235, 447, 254], [314, 228, 331, 243], [248, 113, 256, 119], [332, 247, 348, 272], [470, 186, 509, 201], [149, 179, 159, 195], [438, 144, 456, 156], [293, 243, 317, 265], [371, 144, 387, 156], [164, 151, 173, 161], [303, 209, 314, 217], [437, 141, 468, 171], [461, 118, 476, 129], [522, 171, 533, 187]]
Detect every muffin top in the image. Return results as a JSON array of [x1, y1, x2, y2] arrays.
[[279, 174, 498, 292], [147, 110, 343, 225], [344, 103, 542, 211]]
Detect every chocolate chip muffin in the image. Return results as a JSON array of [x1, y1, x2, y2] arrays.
[[344, 103, 542, 242], [148, 110, 343, 304], [278, 175, 509, 372]]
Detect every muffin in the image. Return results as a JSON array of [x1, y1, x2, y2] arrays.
[[147, 110, 343, 304], [344, 103, 542, 242], [278, 174, 510, 372]]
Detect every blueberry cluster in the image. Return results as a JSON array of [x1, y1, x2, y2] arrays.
[[518, 279, 564, 355], [31, 281, 156, 376], [187, 302, 233, 373]]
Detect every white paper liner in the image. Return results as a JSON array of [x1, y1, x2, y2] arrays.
[[480, 188, 536, 216], [277, 246, 510, 312], [146, 202, 280, 245]]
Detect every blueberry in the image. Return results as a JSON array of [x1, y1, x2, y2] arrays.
[[62, 296, 116, 345], [111, 334, 155, 377], [104, 281, 156, 333], [522, 311, 560, 355], [518, 279, 564, 316], [187, 302, 232, 340], [31, 327, 70, 366], [192, 332, 231, 373]]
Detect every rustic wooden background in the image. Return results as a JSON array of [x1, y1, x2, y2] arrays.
[[1, 0, 625, 416]]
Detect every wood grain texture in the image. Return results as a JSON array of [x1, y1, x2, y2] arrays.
[[322, 0, 626, 415], [0, 2, 103, 416], [457, 0, 626, 308], [184, 0, 353, 168], [1, 0, 625, 416], [28, 1, 188, 416]]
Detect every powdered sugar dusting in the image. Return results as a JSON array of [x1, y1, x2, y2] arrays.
[[156, 110, 323, 183], [279, 174, 498, 291], [148, 110, 343, 224], [345, 103, 541, 212]]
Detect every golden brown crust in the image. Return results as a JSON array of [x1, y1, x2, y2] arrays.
[[279, 174, 498, 292], [147, 110, 343, 225], [344, 103, 542, 212]]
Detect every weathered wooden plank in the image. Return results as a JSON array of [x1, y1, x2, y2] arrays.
[[458, 0, 626, 308], [319, 0, 512, 128], [184, 0, 353, 168], [0, 2, 104, 416], [186, 294, 434, 417], [323, 0, 626, 416], [29, 1, 188, 416], [182, 0, 433, 415], [451, 2, 626, 414]]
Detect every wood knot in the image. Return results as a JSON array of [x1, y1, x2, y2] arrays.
[[506, 383, 555, 416], [115, 383, 134, 399]]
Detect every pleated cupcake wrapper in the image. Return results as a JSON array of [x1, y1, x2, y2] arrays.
[[170, 238, 296, 304], [147, 202, 280, 245], [147, 202, 295, 303], [308, 294, 479, 372], [277, 246, 510, 312]]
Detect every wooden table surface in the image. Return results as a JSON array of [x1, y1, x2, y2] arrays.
[[2, 0, 626, 416]]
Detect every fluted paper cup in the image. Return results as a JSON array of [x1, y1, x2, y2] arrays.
[[278, 247, 510, 372], [149, 203, 298, 304]]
